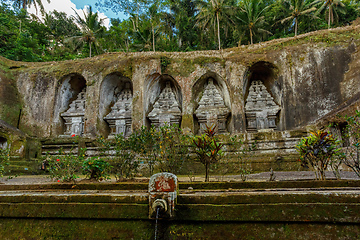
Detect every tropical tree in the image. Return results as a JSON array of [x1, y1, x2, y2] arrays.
[[192, 124, 223, 182], [96, 0, 149, 32], [148, 0, 162, 52], [11, 0, 50, 14], [196, 0, 236, 50], [238, 0, 271, 44], [71, 6, 106, 58], [281, 0, 320, 36], [44, 10, 80, 41], [316, 0, 346, 29]]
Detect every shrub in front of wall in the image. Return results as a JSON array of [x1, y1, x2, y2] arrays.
[[0, 147, 10, 177], [98, 135, 139, 181], [157, 124, 190, 175], [82, 157, 111, 181], [192, 124, 223, 182], [226, 135, 257, 181], [296, 130, 342, 180], [338, 111, 360, 178], [46, 147, 86, 183]]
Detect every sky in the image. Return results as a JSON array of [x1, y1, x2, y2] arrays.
[[27, 0, 127, 28]]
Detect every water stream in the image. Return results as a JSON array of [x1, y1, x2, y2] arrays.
[[154, 207, 160, 240]]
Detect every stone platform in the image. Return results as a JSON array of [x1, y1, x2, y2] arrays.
[[0, 180, 359, 239]]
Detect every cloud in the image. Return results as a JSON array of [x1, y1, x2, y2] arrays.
[[27, 0, 110, 29]]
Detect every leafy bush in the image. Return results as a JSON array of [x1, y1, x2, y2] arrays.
[[192, 124, 223, 182], [157, 124, 190, 174], [296, 130, 342, 180], [0, 147, 10, 177], [82, 157, 111, 181], [228, 135, 256, 181], [98, 135, 140, 180], [128, 126, 161, 176], [337, 111, 360, 178], [46, 147, 86, 183]]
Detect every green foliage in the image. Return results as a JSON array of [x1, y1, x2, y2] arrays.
[[82, 157, 111, 181], [0, 0, 359, 61], [296, 130, 342, 180], [316, 0, 347, 29], [337, 110, 360, 178], [228, 135, 256, 181], [0, 147, 10, 177], [192, 124, 223, 182], [280, 0, 320, 36], [98, 124, 189, 179], [98, 135, 140, 180], [196, 0, 236, 50], [157, 124, 190, 174], [70, 6, 106, 58], [237, 0, 271, 44], [46, 147, 86, 183], [129, 126, 160, 176]]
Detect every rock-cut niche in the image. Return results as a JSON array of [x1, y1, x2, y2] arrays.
[[0, 137, 7, 149], [99, 73, 133, 138], [55, 73, 87, 137], [193, 73, 231, 134], [244, 61, 281, 132], [145, 74, 182, 128]]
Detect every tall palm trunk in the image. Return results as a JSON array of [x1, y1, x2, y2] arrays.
[[89, 42, 92, 58], [328, 6, 332, 29], [295, 18, 298, 36], [152, 26, 155, 52], [250, 29, 253, 44], [216, 12, 221, 50]]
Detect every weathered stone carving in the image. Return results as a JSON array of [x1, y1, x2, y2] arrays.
[[245, 80, 280, 131], [195, 79, 230, 133], [60, 88, 86, 136], [0, 138, 7, 149], [147, 82, 181, 127], [104, 83, 132, 137]]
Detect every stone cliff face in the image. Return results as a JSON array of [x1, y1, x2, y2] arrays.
[[1, 25, 360, 139]]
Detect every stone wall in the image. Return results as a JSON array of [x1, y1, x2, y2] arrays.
[[1, 25, 360, 168]]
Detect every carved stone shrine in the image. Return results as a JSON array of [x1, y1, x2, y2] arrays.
[[245, 80, 280, 131], [147, 82, 181, 127], [104, 83, 132, 138], [194, 79, 230, 133], [60, 88, 86, 136]]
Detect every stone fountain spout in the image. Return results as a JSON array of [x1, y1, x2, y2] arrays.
[[148, 172, 177, 219]]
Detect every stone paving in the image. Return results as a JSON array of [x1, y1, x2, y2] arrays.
[[0, 170, 359, 185]]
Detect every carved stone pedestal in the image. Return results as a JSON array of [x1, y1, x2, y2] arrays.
[[60, 89, 86, 136], [147, 82, 181, 127], [104, 83, 132, 138], [195, 79, 230, 133], [245, 80, 280, 132]]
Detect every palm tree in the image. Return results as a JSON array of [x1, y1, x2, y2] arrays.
[[316, 0, 346, 29], [148, 1, 162, 52], [196, 0, 236, 50], [238, 0, 271, 44], [168, 0, 199, 50], [281, 0, 320, 36], [72, 6, 106, 58], [12, 0, 51, 14]]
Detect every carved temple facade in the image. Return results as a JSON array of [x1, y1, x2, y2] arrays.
[[56, 68, 283, 138], [60, 89, 86, 137], [245, 80, 280, 132], [195, 79, 231, 134], [4, 38, 356, 141], [147, 82, 182, 128], [104, 83, 133, 138]]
